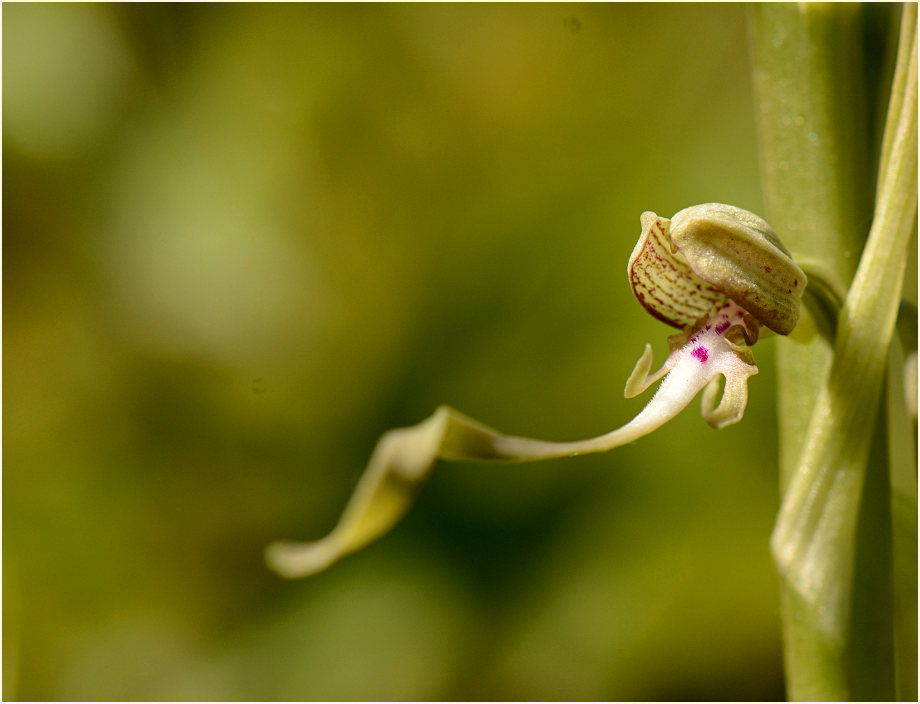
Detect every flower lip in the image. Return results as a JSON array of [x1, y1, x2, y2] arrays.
[[266, 298, 760, 579], [691, 345, 709, 363]]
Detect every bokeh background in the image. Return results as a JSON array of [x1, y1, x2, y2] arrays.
[[4, 4, 786, 700]]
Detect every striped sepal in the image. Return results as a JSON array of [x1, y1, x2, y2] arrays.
[[627, 212, 726, 329]]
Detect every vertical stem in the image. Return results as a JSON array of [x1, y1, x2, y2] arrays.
[[887, 336, 919, 701], [749, 4, 914, 700], [749, 5, 873, 489], [748, 9, 871, 698]]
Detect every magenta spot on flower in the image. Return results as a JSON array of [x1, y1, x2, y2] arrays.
[[691, 346, 709, 363], [715, 321, 730, 335]]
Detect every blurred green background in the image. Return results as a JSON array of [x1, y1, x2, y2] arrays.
[[4, 3, 786, 700]]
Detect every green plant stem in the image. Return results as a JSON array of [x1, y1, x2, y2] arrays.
[[750, 3, 917, 700], [749, 7, 872, 697], [749, 3, 874, 498], [887, 334, 918, 700]]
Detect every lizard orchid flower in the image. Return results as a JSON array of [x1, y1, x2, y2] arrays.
[[267, 204, 806, 578]]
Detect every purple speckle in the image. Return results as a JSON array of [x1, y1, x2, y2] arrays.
[[691, 346, 709, 363], [714, 321, 730, 335]]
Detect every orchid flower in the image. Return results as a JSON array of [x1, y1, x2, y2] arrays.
[[267, 204, 806, 578]]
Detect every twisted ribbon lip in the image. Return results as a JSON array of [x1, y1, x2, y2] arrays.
[[267, 301, 759, 579]]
